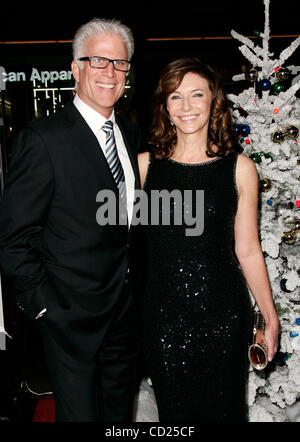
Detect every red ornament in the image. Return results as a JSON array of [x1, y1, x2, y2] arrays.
[[245, 139, 250, 144], [296, 201, 300, 208], [273, 108, 279, 114], [274, 67, 279, 72]]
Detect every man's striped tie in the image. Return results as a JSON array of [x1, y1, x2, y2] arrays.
[[102, 120, 127, 209]]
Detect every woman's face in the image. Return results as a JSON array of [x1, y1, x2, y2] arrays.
[[167, 72, 213, 136]]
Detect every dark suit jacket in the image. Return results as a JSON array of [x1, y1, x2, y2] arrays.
[[0, 101, 141, 357]]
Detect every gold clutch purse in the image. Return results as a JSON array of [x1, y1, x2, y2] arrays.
[[248, 310, 268, 370]]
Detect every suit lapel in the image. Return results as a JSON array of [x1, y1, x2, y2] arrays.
[[64, 102, 117, 190], [63, 102, 140, 197]]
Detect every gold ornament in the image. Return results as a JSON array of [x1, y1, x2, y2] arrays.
[[260, 178, 272, 192], [284, 125, 299, 140], [275, 67, 290, 82], [282, 230, 297, 245], [271, 125, 299, 143], [245, 68, 258, 82], [292, 219, 300, 233], [271, 131, 285, 144]]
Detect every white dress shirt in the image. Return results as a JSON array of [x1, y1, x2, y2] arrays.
[[73, 94, 135, 226]]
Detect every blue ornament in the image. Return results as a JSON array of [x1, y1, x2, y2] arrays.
[[240, 124, 251, 136], [273, 351, 289, 366], [259, 79, 271, 91], [267, 200, 273, 206], [234, 124, 241, 134], [290, 332, 299, 338], [280, 279, 291, 293], [296, 318, 300, 325]]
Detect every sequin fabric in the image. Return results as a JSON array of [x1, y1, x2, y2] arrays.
[[141, 152, 252, 422]]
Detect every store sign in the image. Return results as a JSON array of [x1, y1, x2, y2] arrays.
[[0, 66, 6, 90], [0, 66, 73, 86]]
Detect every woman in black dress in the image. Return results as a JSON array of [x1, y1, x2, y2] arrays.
[[138, 58, 279, 422]]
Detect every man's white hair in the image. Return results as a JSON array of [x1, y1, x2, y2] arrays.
[[72, 18, 134, 68]]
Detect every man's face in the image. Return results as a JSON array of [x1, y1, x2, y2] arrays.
[[72, 33, 128, 118]]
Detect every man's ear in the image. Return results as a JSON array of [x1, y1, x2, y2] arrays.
[[71, 60, 80, 83]]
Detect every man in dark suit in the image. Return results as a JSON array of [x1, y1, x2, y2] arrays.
[[0, 18, 141, 422]]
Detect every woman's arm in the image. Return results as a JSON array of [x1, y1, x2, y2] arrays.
[[137, 151, 150, 188], [234, 154, 279, 361]]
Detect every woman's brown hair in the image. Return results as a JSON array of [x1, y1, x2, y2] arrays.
[[149, 57, 240, 159]]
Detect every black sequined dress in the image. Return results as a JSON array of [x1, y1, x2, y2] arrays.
[[141, 152, 252, 422]]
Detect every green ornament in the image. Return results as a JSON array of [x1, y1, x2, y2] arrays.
[[263, 152, 274, 161], [253, 30, 261, 36], [272, 82, 285, 95], [250, 153, 262, 164]]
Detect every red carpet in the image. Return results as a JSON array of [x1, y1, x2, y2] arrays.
[[33, 399, 55, 422]]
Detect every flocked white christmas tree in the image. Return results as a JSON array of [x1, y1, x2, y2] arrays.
[[133, 0, 300, 422], [228, 0, 300, 422]]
